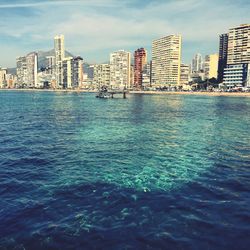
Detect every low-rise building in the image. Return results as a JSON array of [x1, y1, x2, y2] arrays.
[[223, 63, 249, 87]]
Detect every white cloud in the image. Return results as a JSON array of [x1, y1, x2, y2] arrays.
[[0, 0, 249, 67]]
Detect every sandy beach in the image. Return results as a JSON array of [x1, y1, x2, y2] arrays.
[[129, 90, 250, 97], [1, 88, 250, 97]]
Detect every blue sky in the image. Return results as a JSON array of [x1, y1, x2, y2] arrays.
[[0, 0, 249, 67]]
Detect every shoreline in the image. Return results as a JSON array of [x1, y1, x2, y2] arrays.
[[1, 88, 250, 97]]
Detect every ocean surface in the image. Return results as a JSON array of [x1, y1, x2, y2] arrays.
[[0, 91, 249, 249]]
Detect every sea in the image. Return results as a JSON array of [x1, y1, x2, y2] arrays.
[[0, 91, 250, 249]]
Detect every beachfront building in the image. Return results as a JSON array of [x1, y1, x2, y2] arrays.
[[0, 68, 7, 88], [134, 48, 147, 89], [62, 56, 83, 89], [223, 64, 249, 87], [54, 35, 65, 88], [63, 57, 73, 88], [71, 56, 83, 89], [191, 53, 203, 73], [218, 33, 228, 83], [16, 56, 28, 87], [151, 35, 182, 87], [110, 50, 131, 89], [204, 54, 219, 80], [93, 64, 110, 88], [26, 52, 38, 88], [221, 24, 250, 87], [180, 64, 190, 85], [227, 24, 250, 65]]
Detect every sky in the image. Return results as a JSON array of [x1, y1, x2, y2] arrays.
[[0, 0, 249, 68]]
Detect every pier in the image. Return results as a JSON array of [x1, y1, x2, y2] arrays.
[[108, 90, 128, 99], [96, 88, 129, 99]]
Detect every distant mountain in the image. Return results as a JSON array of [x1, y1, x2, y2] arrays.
[[7, 68, 16, 75], [38, 50, 74, 69], [8, 50, 91, 75]]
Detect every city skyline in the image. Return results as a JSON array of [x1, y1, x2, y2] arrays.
[[0, 0, 249, 68]]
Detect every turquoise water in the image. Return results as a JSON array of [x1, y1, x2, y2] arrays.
[[0, 91, 250, 249]]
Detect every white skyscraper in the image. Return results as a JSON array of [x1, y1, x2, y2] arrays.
[[110, 50, 131, 89], [54, 35, 65, 88], [16, 56, 27, 87], [151, 35, 182, 86], [0, 68, 7, 88], [26, 52, 38, 88], [191, 53, 203, 73]]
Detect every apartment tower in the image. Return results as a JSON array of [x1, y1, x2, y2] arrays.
[[217, 34, 228, 83], [134, 48, 147, 89], [223, 24, 250, 86], [110, 50, 131, 89], [26, 52, 38, 88], [151, 35, 182, 86], [54, 35, 65, 88]]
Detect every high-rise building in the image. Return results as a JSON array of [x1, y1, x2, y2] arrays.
[[63, 57, 73, 88], [63, 56, 83, 89], [218, 34, 228, 83], [222, 24, 250, 87], [54, 35, 65, 88], [110, 50, 131, 89], [204, 54, 219, 79], [93, 64, 110, 87], [46, 56, 56, 75], [142, 62, 151, 88], [227, 24, 250, 65], [0, 68, 7, 88], [26, 52, 38, 88], [134, 48, 147, 89], [180, 64, 190, 85], [151, 35, 182, 86], [72, 56, 83, 89], [191, 53, 203, 73], [16, 56, 27, 87]]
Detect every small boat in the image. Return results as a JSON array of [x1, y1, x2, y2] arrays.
[[96, 86, 111, 98], [96, 92, 112, 98]]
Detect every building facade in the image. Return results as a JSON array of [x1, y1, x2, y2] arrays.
[[63, 57, 73, 88], [26, 52, 38, 88], [227, 24, 250, 65], [0, 68, 7, 88], [180, 64, 190, 85], [16, 56, 28, 87], [151, 35, 182, 86], [134, 48, 147, 89], [54, 35, 65, 88], [63, 56, 83, 89], [204, 54, 219, 79], [223, 64, 249, 87], [222, 24, 250, 86], [110, 50, 131, 89], [72, 56, 83, 89], [93, 64, 110, 87], [218, 33, 228, 83]]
